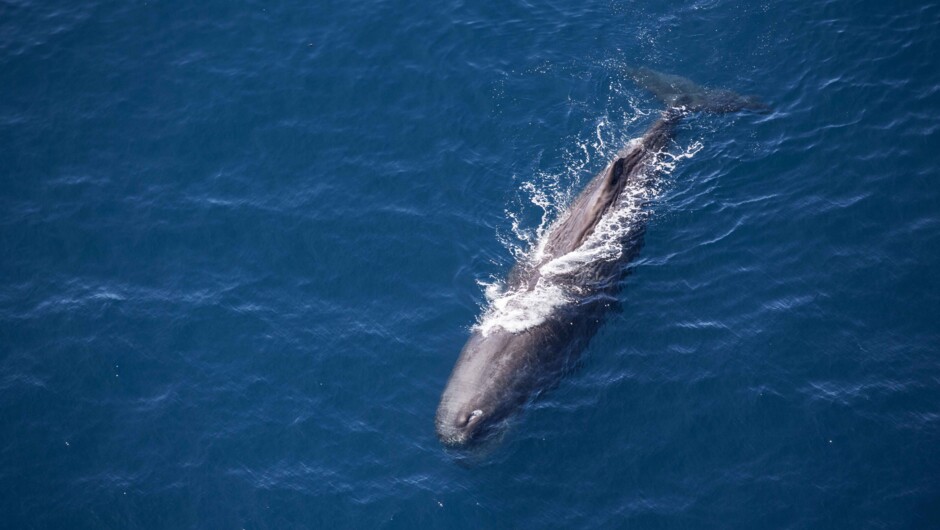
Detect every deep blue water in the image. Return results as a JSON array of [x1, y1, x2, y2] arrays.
[[2, 0, 939, 528]]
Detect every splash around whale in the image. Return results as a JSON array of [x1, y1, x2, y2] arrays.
[[435, 68, 767, 449]]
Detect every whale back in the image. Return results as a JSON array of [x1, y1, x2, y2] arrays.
[[542, 158, 622, 259], [538, 113, 675, 265], [537, 67, 767, 266]]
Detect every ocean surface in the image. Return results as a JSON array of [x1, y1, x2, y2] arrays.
[[2, 0, 939, 528]]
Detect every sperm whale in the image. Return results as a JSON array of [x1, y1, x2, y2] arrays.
[[435, 68, 767, 448]]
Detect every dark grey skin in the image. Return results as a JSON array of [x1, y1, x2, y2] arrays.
[[435, 68, 766, 448]]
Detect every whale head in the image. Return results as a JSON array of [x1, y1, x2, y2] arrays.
[[435, 326, 565, 448]]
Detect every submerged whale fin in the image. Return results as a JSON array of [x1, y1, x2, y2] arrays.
[[628, 67, 769, 114]]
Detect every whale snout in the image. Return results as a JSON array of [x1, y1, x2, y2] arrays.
[[435, 330, 523, 448], [435, 402, 487, 448]]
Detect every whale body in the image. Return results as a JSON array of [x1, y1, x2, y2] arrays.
[[435, 68, 766, 448]]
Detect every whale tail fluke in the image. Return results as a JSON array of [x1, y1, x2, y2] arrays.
[[628, 66, 769, 114]]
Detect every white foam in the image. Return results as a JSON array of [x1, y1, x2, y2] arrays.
[[475, 278, 572, 336]]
